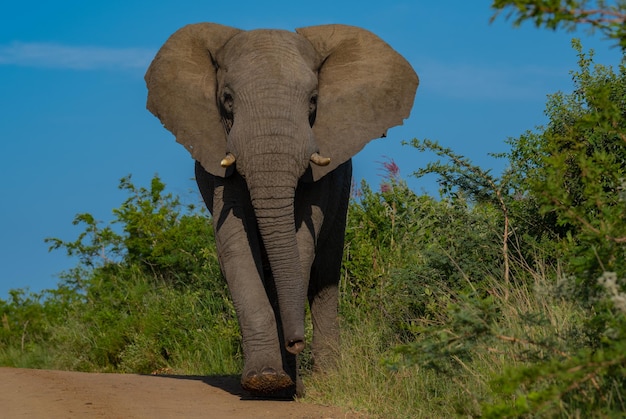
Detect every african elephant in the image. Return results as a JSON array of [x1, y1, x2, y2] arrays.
[[145, 23, 418, 396]]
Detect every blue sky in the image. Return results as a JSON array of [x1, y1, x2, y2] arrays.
[[0, 1, 622, 298]]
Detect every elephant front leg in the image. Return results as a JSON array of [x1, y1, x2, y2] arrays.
[[305, 160, 352, 372], [211, 182, 294, 395], [308, 242, 341, 371]]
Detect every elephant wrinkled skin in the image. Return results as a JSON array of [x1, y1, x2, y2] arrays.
[[145, 22, 418, 397]]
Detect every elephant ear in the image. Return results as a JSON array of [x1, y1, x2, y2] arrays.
[[145, 23, 242, 177], [296, 24, 418, 181]]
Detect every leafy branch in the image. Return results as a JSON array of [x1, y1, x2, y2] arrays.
[[408, 138, 512, 298], [491, 0, 626, 48]]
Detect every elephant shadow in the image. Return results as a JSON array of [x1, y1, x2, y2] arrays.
[[148, 374, 296, 401]]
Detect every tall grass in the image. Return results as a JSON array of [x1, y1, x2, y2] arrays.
[[306, 254, 587, 418], [305, 317, 461, 418]]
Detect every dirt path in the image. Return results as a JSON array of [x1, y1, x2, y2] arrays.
[[0, 367, 358, 418]]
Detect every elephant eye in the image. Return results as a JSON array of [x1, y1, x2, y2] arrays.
[[221, 89, 234, 115], [309, 93, 318, 113], [308, 92, 318, 127]]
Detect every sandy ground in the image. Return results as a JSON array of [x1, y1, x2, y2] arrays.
[[0, 367, 359, 418]]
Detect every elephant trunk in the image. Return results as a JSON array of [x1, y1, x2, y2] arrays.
[[245, 153, 307, 355]]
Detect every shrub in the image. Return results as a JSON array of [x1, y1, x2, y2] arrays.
[[393, 41, 626, 416], [1, 175, 240, 374]]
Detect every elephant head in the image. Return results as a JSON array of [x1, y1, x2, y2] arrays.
[[145, 23, 417, 355]]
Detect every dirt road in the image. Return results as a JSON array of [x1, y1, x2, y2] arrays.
[[0, 368, 357, 418]]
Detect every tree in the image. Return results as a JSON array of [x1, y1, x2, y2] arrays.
[[491, 0, 626, 48], [46, 175, 222, 289], [396, 41, 626, 416], [36, 176, 238, 374], [508, 40, 626, 291]]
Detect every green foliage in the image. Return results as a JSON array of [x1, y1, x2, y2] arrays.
[[342, 168, 502, 338], [51, 268, 240, 374], [491, 0, 626, 49], [482, 278, 626, 417], [525, 41, 626, 292], [1, 175, 238, 374], [46, 175, 222, 289], [485, 337, 626, 417], [392, 292, 500, 375], [394, 42, 626, 416], [0, 286, 78, 367]]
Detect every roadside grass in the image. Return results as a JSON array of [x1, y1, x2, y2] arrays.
[[30, 271, 243, 376], [0, 346, 57, 370], [305, 256, 587, 418], [304, 318, 465, 418]]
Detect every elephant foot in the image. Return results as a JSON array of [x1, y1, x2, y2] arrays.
[[241, 367, 295, 396]]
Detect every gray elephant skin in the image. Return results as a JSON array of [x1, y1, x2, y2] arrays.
[[145, 22, 418, 396]]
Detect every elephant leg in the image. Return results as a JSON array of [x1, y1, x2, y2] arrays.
[[293, 212, 320, 397], [308, 241, 341, 371], [307, 161, 352, 371], [208, 173, 293, 395]]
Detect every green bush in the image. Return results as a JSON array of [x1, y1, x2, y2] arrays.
[[51, 268, 240, 374], [1, 175, 240, 375], [0, 286, 78, 368], [342, 168, 502, 337], [391, 42, 626, 417], [46, 176, 223, 290]]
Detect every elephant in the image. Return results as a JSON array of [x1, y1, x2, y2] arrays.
[[144, 22, 418, 397]]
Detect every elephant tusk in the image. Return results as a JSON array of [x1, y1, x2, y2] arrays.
[[310, 152, 331, 167], [220, 153, 236, 168]]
